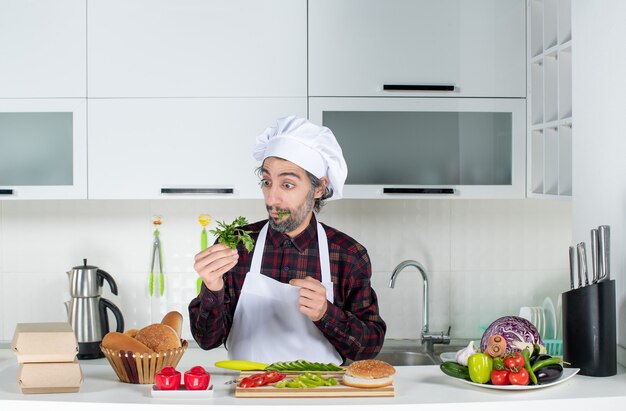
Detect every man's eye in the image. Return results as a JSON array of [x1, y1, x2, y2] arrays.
[[283, 182, 295, 189], [259, 179, 271, 187]]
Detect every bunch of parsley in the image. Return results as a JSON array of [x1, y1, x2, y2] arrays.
[[209, 216, 255, 252]]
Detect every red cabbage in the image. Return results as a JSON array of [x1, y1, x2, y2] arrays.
[[480, 315, 543, 354]]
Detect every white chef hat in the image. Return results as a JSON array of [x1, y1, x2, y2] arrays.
[[253, 115, 348, 200]]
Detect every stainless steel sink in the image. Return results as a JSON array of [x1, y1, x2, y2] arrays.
[[358, 340, 468, 366], [374, 350, 437, 366]]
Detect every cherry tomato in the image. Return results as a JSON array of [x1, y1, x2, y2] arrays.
[[508, 368, 530, 385], [504, 351, 525, 372], [490, 369, 510, 385], [154, 367, 181, 390]]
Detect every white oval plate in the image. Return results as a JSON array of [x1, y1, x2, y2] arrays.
[[543, 297, 557, 340], [451, 368, 579, 390]]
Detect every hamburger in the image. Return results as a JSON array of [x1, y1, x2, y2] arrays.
[[342, 359, 396, 388]]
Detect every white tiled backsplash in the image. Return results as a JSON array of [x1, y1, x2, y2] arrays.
[[0, 199, 571, 343]]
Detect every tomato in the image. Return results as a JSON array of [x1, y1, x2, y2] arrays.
[[467, 353, 493, 384], [508, 368, 530, 385], [238, 371, 285, 388], [184, 366, 210, 390], [262, 371, 286, 384], [490, 369, 510, 385], [154, 367, 181, 390], [504, 351, 525, 372]]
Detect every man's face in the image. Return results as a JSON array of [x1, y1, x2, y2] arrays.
[[260, 157, 323, 236]]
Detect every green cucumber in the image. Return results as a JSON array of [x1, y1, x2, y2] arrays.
[[266, 359, 342, 372], [440, 361, 471, 381]]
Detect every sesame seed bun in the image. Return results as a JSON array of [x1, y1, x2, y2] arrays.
[[342, 359, 396, 388]]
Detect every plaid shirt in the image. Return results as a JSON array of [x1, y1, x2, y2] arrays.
[[188, 214, 386, 362]]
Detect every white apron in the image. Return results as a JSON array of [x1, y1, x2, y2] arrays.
[[225, 222, 342, 364]]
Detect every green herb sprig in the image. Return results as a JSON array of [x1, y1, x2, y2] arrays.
[[209, 216, 255, 252]]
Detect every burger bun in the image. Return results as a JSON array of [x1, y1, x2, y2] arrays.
[[342, 359, 396, 388]]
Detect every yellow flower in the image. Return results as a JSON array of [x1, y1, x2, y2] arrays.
[[198, 214, 211, 227]]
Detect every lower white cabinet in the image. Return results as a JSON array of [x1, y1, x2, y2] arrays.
[[87, 98, 307, 199], [0, 99, 87, 199]]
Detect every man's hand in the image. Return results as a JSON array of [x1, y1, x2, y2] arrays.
[[194, 243, 239, 291], [289, 276, 328, 321]]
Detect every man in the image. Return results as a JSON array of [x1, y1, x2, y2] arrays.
[[188, 115, 386, 364]]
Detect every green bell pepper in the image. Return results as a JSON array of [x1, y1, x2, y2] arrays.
[[467, 353, 493, 384]]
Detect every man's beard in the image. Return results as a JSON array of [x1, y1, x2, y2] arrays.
[[267, 188, 315, 233]]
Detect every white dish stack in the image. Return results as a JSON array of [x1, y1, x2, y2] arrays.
[[518, 297, 562, 356]]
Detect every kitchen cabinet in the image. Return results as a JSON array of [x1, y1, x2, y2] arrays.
[[0, 99, 87, 199], [87, 0, 306, 98], [0, 0, 86, 98], [528, 0, 572, 198], [87, 98, 307, 199], [308, 0, 526, 98], [309, 97, 526, 199]]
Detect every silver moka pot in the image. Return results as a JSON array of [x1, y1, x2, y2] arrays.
[[65, 259, 124, 359]]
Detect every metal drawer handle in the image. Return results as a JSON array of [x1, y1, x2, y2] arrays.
[[0, 189, 14, 196], [383, 84, 455, 91], [161, 187, 234, 195], [383, 188, 455, 194]]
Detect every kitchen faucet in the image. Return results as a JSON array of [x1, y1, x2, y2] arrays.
[[389, 260, 450, 352]]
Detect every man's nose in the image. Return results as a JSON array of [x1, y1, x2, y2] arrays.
[[264, 184, 281, 205]]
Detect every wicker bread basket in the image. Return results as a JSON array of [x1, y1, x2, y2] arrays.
[[100, 340, 188, 384]]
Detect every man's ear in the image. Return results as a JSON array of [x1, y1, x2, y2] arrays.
[[316, 177, 328, 199]]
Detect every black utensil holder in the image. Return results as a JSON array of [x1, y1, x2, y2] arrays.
[[562, 280, 616, 376]]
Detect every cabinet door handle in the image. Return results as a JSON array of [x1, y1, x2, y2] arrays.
[[0, 189, 14, 196], [383, 84, 455, 91], [160, 187, 234, 195], [383, 188, 455, 194]]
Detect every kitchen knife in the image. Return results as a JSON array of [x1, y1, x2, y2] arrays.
[[568, 246, 576, 289], [590, 229, 599, 283], [214, 360, 269, 371], [597, 225, 610, 281], [577, 241, 589, 286]]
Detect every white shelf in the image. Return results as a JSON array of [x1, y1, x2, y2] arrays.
[[527, 0, 573, 198]]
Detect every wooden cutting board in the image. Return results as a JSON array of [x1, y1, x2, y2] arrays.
[[235, 371, 395, 398]]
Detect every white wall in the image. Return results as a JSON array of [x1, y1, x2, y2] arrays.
[[0, 198, 571, 345], [572, 0, 626, 365]]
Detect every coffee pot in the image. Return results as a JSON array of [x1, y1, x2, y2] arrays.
[[65, 259, 124, 359]]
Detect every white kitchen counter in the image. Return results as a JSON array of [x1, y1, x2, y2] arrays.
[[1, 347, 625, 411]]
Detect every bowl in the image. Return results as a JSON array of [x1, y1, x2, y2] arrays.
[[100, 340, 188, 384]]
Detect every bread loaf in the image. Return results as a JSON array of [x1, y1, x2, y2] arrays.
[[161, 311, 183, 338], [102, 332, 154, 353], [124, 328, 139, 338], [134, 323, 181, 352]]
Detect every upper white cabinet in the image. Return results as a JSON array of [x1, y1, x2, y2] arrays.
[[87, 0, 307, 98], [0, 99, 87, 199], [309, 0, 526, 98], [527, 0, 572, 198], [88, 98, 307, 199], [0, 0, 86, 98]]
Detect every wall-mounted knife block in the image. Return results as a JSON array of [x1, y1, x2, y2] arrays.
[[562, 280, 616, 376]]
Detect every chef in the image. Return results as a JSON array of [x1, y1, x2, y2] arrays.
[[189, 115, 386, 364]]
